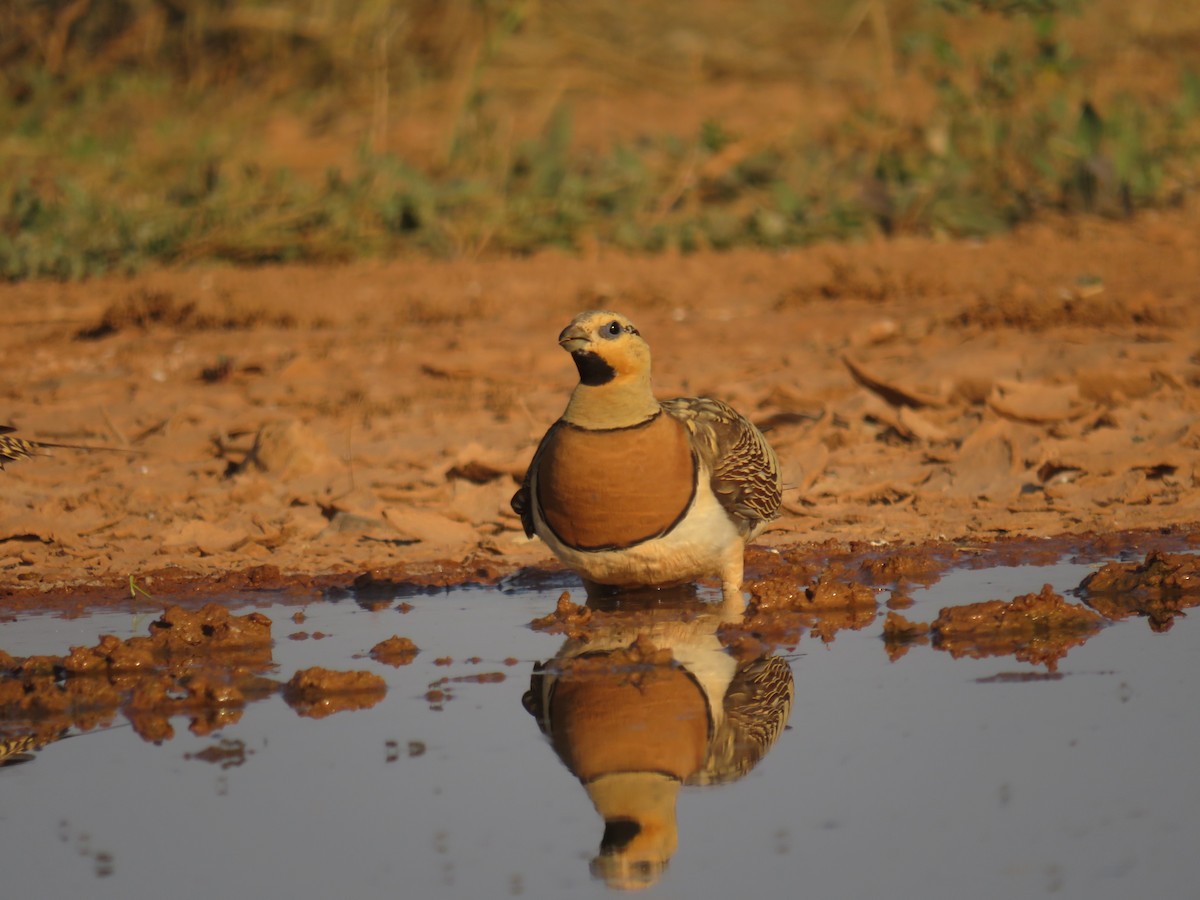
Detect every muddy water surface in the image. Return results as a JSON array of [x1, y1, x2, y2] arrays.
[[1, 551, 1198, 900]]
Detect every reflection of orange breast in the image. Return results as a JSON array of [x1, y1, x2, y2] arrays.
[[536, 413, 697, 550], [551, 667, 709, 782]]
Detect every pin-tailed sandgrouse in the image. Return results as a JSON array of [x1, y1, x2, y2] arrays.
[[1, 425, 63, 467], [524, 634, 794, 889], [1, 425, 133, 468], [511, 311, 782, 601]]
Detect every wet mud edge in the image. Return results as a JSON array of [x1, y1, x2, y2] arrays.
[[3, 526, 1198, 616]]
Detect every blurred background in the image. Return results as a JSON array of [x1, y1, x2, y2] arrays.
[[2, 0, 1198, 279]]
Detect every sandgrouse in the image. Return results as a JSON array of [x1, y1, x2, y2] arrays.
[[1, 425, 135, 468], [1, 425, 64, 467], [523, 611, 794, 888], [511, 310, 782, 602]]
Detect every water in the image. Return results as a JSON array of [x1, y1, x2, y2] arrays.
[[0, 556, 1197, 900]]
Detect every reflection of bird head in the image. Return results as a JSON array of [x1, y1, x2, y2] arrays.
[[586, 772, 680, 891], [557, 311, 659, 429]]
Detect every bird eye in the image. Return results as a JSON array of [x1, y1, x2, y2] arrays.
[[602, 320, 622, 338]]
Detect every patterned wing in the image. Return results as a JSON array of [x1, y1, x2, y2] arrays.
[[0, 426, 38, 468], [661, 397, 782, 537], [0, 425, 139, 468], [0, 734, 41, 767], [692, 655, 795, 785], [0, 728, 69, 768]]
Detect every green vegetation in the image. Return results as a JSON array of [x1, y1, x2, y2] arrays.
[[1, 0, 1198, 279]]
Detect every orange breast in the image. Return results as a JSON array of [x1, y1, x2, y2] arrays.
[[536, 413, 697, 550], [550, 666, 709, 782]]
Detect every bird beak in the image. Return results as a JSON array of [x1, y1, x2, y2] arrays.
[[558, 323, 590, 353]]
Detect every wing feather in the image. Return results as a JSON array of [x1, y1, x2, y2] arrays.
[[660, 397, 782, 537], [0, 427, 39, 468], [693, 655, 795, 785]]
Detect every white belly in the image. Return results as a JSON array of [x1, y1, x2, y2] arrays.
[[532, 472, 743, 588]]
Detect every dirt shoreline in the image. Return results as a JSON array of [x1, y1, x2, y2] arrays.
[[3, 204, 1200, 607]]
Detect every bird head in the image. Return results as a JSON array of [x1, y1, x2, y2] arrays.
[[586, 771, 680, 891], [558, 310, 651, 387]]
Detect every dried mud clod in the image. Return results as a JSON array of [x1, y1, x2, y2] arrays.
[[931, 584, 1104, 671], [529, 591, 593, 637], [529, 588, 721, 648], [741, 545, 819, 586], [148, 604, 273, 653], [738, 564, 880, 649], [549, 634, 676, 679], [881, 611, 931, 662], [1084, 551, 1200, 593], [806, 576, 879, 610], [748, 562, 878, 612], [369, 635, 421, 667], [532, 637, 680, 717], [1081, 551, 1200, 632], [0, 604, 278, 745], [859, 549, 951, 589], [283, 666, 387, 719]]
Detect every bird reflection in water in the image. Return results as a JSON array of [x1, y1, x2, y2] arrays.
[[523, 585, 794, 890]]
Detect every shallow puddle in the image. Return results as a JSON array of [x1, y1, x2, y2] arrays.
[[1, 550, 1198, 899]]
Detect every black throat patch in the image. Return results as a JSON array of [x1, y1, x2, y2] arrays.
[[572, 350, 616, 386], [599, 818, 642, 854]]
